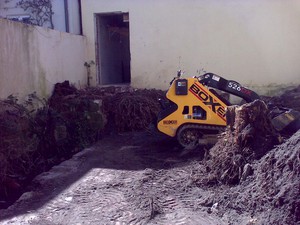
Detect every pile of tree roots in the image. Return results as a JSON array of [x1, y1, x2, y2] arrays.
[[205, 130, 300, 224], [265, 85, 300, 112], [0, 100, 39, 205], [190, 87, 300, 224], [197, 100, 281, 185], [195, 85, 300, 186], [0, 81, 165, 207], [102, 89, 164, 132]]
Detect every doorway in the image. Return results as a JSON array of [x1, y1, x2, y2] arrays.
[[96, 12, 131, 85]]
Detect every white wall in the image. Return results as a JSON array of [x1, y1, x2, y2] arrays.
[[81, 0, 300, 95], [0, 19, 87, 99]]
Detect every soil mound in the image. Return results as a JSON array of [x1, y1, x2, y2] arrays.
[[102, 89, 165, 132], [263, 85, 300, 111], [199, 100, 280, 185], [190, 99, 300, 224], [213, 130, 300, 224], [0, 99, 38, 206], [1, 81, 299, 223], [77, 85, 165, 132], [242, 130, 300, 224], [0, 82, 165, 208]]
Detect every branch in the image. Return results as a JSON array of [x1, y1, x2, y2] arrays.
[[16, 0, 54, 28]]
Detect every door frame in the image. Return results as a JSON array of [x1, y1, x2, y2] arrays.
[[95, 11, 130, 85]]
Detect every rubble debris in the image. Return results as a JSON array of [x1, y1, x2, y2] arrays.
[[200, 100, 280, 185], [249, 130, 300, 224], [0, 99, 38, 207], [0, 81, 165, 208], [45, 81, 106, 152], [262, 85, 300, 135], [264, 85, 300, 112], [240, 163, 253, 181], [213, 130, 300, 224], [78, 85, 165, 132], [188, 94, 300, 223], [103, 89, 165, 132], [1, 80, 299, 224], [0, 81, 106, 207]]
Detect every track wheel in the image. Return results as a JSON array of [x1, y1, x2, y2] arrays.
[[177, 125, 202, 148]]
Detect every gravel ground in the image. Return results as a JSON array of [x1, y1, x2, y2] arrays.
[[0, 131, 228, 225], [0, 129, 299, 225]]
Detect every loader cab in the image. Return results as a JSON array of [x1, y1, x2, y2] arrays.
[[157, 72, 259, 147], [157, 75, 228, 145]]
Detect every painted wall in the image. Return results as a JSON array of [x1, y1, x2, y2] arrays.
[[81, 0, 300, 95], [0, 0, 81, 34], [0, 19, 87, 99]]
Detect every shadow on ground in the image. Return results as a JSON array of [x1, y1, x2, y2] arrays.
[[0, 130, 205, 221]]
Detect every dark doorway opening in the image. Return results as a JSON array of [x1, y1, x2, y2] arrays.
[[96, 13, 131, 85]]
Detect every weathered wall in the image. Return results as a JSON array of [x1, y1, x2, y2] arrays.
[[81, 0, 300, 95], [0, 19, 86, 99]]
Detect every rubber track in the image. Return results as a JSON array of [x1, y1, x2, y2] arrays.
[[178, 124, 225, 134]]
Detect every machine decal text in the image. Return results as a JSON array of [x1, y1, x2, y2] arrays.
[[189, 83, 226, 121], [163, 120, 178, 125]]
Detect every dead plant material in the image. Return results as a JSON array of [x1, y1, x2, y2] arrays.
[[50, 81, 165, 133], [263, 85, 300, 112], [201, 100, 280, 185], [103, 89, 165, 132], [45, 81, 106, 154], [0, 100, 38, 204], [216, 130, 300, 224]]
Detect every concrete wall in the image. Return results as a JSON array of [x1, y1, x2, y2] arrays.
[[81, 0, 300, 95], [0, 19, 87, 99]]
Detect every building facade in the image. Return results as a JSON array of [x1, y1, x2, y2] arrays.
[[81, 0, 300, 94]]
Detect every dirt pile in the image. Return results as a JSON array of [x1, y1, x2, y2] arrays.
[[77, 85, 165, 132], [241, 130, 300, 224], [102, 89, 165, 132], [209, 130, 300, 224], [0, 81, 165, 208], [264, 85, 300, 112], [0, 81, 106, 207], [195, 100, 280, 185], [44, 81, 105, 152], [197, 84, 300, 186], [190, 98, 300, 224], [0, 82, 299, 224], [0, 99, 38, 204]]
